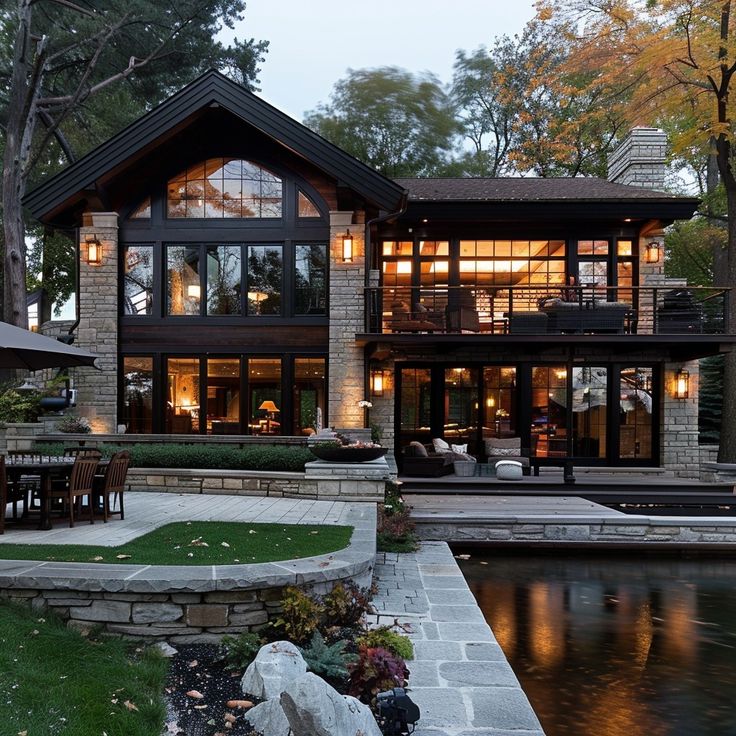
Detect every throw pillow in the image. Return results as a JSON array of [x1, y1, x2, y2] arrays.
[[451, 443, 468, 454], [489, 447, 518, 457], [409, 440, 428, 457], [433, 437, 451, 454]]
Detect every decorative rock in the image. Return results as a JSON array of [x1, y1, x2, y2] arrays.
[[155, 642, 178, 658], [241, 641, 308, 700], [246, 698, 291, 736], [280, 672, 382, 736]]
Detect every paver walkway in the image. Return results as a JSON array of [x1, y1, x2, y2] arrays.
[[0, 492, 353, 546], [371, 541, 544, 736]]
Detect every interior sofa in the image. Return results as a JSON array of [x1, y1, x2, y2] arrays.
[[485, 437, 531, 475]]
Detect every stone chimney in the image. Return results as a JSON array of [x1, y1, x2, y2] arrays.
[[607, 127, 667, 190]]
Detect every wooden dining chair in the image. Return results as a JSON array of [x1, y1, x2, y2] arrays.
[[93, 450, 130, 522], [46, 455, 100, 528]]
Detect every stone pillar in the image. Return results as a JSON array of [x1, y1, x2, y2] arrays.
[[662, 360, 700, 478], [638, 228, 667, 334], [75, 212, 119, 433], [607, 127, 667, 190], [328, 211, 366, 428]]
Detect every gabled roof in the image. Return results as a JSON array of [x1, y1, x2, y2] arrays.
[[394, 177, 698, 203], [26, 70, 407, 221]]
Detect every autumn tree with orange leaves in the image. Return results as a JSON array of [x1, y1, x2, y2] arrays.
[[537, 0, 736, 461]]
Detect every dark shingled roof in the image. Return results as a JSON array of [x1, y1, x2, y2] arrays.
[[393, 177, 694, 202]]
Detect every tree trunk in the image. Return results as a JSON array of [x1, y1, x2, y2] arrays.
[[717, 181, 736, 462]]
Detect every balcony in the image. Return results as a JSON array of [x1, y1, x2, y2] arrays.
[[362, 285, 730, 339]]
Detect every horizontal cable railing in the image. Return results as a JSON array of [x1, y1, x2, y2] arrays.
[[364, 285, 730, 336]]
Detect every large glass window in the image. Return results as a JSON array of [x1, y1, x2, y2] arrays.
[[247, 245, 282, 315], [483, 367, 517, 439], [572, 367, 607, 458], [294, 244, 327, 315], [207, 245, 241, 315], [167, 245, 200, 315], [399, 368, 432, 447], [167, 158, 282, 219], [444, 367, 480, 450], [248, 358, 282, 434], [531, 366, 569, 457], [207, 358, 240, 434], [166, 357, 200, 433], [619, 367, 653, 459], [123, 245, 154, 315], [294, 358, 326, 434], [122, 357, 153, 433]]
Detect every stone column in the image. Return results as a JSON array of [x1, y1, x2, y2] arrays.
[[662, 360, 700, 478], [328, 210, 366, 428], [75, 212, 119, 433]]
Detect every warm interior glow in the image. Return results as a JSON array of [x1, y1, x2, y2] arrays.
[[486, 397, 495, 408], [258, 400, 279, 413], [187, 284, 201, 299], [459, 260, 527, 273]]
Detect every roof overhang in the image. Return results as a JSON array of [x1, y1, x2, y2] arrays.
[[25, 70, 406, 224]]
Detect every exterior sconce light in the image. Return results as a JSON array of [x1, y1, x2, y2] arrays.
[[371, 369, 385, 397], [342, 229, 353, 262], [645, 241, 661, 264], [674, 369, 689, 399], [85, 235, 103, 265]]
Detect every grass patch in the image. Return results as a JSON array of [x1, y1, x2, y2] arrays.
[[0, 602, 166, 736], [0, 521, 353, 566]]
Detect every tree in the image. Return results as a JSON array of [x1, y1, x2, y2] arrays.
[[537, 0, 736, 461], [304, 67, 458, 178], [1, 0, 268, 328]]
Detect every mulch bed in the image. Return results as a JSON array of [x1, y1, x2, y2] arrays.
[[163, 644, 259, 736]]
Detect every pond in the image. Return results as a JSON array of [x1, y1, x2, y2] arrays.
[[457, 551, 736, 736]]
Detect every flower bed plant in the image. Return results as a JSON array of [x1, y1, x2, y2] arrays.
[[34, 441, 314, 472], [377, 482, 418, 552]]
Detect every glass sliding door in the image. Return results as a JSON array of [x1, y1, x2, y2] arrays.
[[531, 366, 568, 457], [248, 358, 282, 434], [206, 358, 240, 434], [619, 367, 654, 459], [483, 367, 517, 439], [572, 367, 607, 458], [122, 357, 153, 433], [294, 358, 326, 435], [166, 357, 201, 433], [444, 367, 479, 451], [399, 368, 432, 447]]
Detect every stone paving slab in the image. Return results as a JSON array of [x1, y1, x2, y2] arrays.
[[370, 541, 545, 736]]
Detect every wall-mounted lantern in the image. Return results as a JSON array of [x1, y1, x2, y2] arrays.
[[342, 229, 354, 263], [370, 369, 385, 397], [645, 241, 662, 264], [674, 368, 690, 399], [85, 235, 103, 265]]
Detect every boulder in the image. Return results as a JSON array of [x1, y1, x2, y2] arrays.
[[241, 641, 308, 700], [246, 698, 291, 736], [280, 672, 382, 736]]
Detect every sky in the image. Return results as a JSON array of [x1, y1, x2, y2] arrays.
[[224, 0, 537, 121]]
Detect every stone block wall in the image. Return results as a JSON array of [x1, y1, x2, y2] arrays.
[[75, 212, 119, 433], [607, 127, 667, 190], [328, 210, 367, 428], [662, 360, 700, 477]]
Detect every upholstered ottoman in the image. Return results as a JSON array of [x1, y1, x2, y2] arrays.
[[495, 459, 523, 481]]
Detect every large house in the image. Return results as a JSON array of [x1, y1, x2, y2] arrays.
[[25, 71, 730, 477]]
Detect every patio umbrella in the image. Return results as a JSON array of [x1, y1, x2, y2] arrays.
[[0, 321, 98, 370]]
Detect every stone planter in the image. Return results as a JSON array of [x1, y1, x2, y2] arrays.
[[309, 446, 387, 463]]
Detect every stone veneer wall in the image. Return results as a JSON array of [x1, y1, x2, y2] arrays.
[[662, 360, 700, 478], [75, 212, 119, 433], [328, 210, 367, 428], [607, 127, 667, 190]]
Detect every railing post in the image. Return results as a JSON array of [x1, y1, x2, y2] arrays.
[[652, 287, 658, 334]]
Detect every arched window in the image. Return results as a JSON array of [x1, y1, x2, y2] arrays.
[[167, 158, 283, 219]]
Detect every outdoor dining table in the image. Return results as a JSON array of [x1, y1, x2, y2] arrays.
[[5, 456, 107, 530]]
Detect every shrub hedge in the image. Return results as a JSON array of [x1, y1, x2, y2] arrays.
[[34, 442, 313, 472]]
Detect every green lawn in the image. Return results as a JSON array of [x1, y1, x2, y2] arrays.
[[0, 521, 353, 565], [0, 603, 167, 736]]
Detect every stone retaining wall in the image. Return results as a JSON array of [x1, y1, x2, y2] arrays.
[[126, 458, 391, 502], [0, 504, 376, 642], [415, 516, 736, 547]]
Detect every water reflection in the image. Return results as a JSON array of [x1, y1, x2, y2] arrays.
[[457, 552, 736, 736]]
